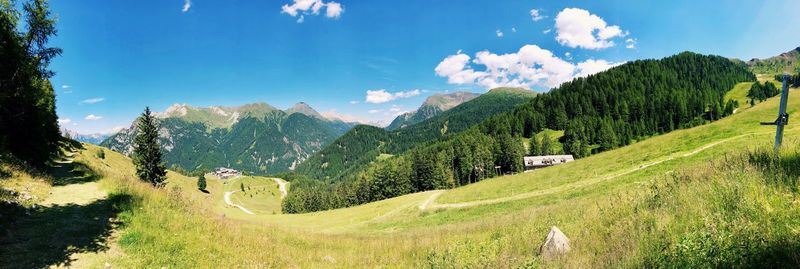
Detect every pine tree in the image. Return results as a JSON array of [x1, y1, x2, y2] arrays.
[[541, 132, 553, 155], [529, 133, 541, 155], [197, 173, 207, 191], [0, 0, 62, 166], [132, 107, 167, 187]]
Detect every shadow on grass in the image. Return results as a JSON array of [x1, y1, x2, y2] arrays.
[[0, 193, 132, 269], [47, 160, 101, 186]]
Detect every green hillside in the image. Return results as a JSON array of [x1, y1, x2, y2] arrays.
[[5, 80, 800, 267], [286, 52, 755, 214], [296, 88, 537, 181], [102, 104, 355, 175]]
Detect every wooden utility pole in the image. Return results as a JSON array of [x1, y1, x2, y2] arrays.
[[761, 73, 791, 151]]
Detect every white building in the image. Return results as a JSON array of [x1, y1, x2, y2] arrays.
[[524, 155, 574, 170], [213, 167, 241, 179]]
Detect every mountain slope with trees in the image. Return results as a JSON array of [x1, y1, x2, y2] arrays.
[[386, 91, 480, 130], [285, 51, 756, 213], [101, 103, 355, 175], [295, 88, 537, 181]]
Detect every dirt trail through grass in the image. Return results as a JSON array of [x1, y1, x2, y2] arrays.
[[224, 190, 256, 215], [273, 178, 288, 199], [420, 133, 753, 211], [0, 149, 125, 268]]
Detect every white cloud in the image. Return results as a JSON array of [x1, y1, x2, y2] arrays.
[[496, 30, 504, 38], [365, 89, 421, 104], [625, 38, 637, 49], [554, 8, 627, 50], [349, 100, 359, 104], [281, 0, 343, 22], [530, 9, 546, 21], [80, 97, 105, 104], [182, 0, 191, 12], [564, 52, 571, 58], [368, 109, 382, 114], [575, 59, 621, 78], [434, 45, 620, 90], [57, 118, 71, 125], [511, 27, 517, 33], [61, 85, 72, 93], [85, 114, 103, 121], [61, 85, 70, 89], [542, 28, 552, 34], [325, 2, 343, 18]]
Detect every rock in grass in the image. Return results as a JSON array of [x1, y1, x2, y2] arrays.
[[539, 226, 570, 258]]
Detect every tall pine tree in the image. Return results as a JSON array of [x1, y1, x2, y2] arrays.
[[529, 133, 541, 155], [132, 107, 167, 187]]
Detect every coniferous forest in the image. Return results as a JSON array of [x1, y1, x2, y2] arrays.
[[284, 52, 756, 213], [0, 0, 62, 167]]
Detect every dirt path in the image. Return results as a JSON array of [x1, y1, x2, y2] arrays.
[[272, 178, 288, 199], [0, 149, 123, 268], [420, 134, 752, 211], [224, 191, 255, 215]]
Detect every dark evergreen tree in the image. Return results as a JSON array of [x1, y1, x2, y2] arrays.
[[197, 174, 207, 191], [540, 133, 553, 155], [529, 133, 541, 156], [0, 0, 62, 166], [132, 107, 167, 187]]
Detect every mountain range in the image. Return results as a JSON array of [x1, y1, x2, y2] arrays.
[[101, 102, 355, 174], [295, 88, 538, 180], [746, 46, 800, 74], [61, 129, 111, 145], [386, 92, 480, 130]]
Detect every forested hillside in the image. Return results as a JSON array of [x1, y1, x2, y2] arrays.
[[295, 88, 536, 181], [284, 51, 755, 213], [102, 103, 354, 175]]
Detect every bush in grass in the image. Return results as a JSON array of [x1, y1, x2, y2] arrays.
[[197, 174, 207, 191], [95, 149, 105, 159]]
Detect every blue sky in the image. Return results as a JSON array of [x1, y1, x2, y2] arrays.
[[48, 0, 800, 134]]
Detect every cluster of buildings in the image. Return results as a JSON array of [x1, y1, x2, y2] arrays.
[[212, 167, 241, 179], [523, 155, 575, 170]]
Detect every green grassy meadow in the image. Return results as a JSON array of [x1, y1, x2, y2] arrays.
[[3, 84, 800, 268]]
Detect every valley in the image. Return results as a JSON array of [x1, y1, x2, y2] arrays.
[[4, 77, 798, 267], [3, 1, 800, 267]]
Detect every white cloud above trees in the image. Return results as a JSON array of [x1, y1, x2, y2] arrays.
[[554, 8, 627, 50], [435, 45, 620, 90]]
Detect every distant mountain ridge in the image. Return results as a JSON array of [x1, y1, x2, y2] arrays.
[[747, 46, 800, 74], [101, 102, 356, 174], [61, 129, 111, 145], [386, 91, 480, 130], [296, 88, 537, 180]]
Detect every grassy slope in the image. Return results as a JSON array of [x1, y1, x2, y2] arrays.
[[9, 84, 800, 267], [724, 82, 753, 106]]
